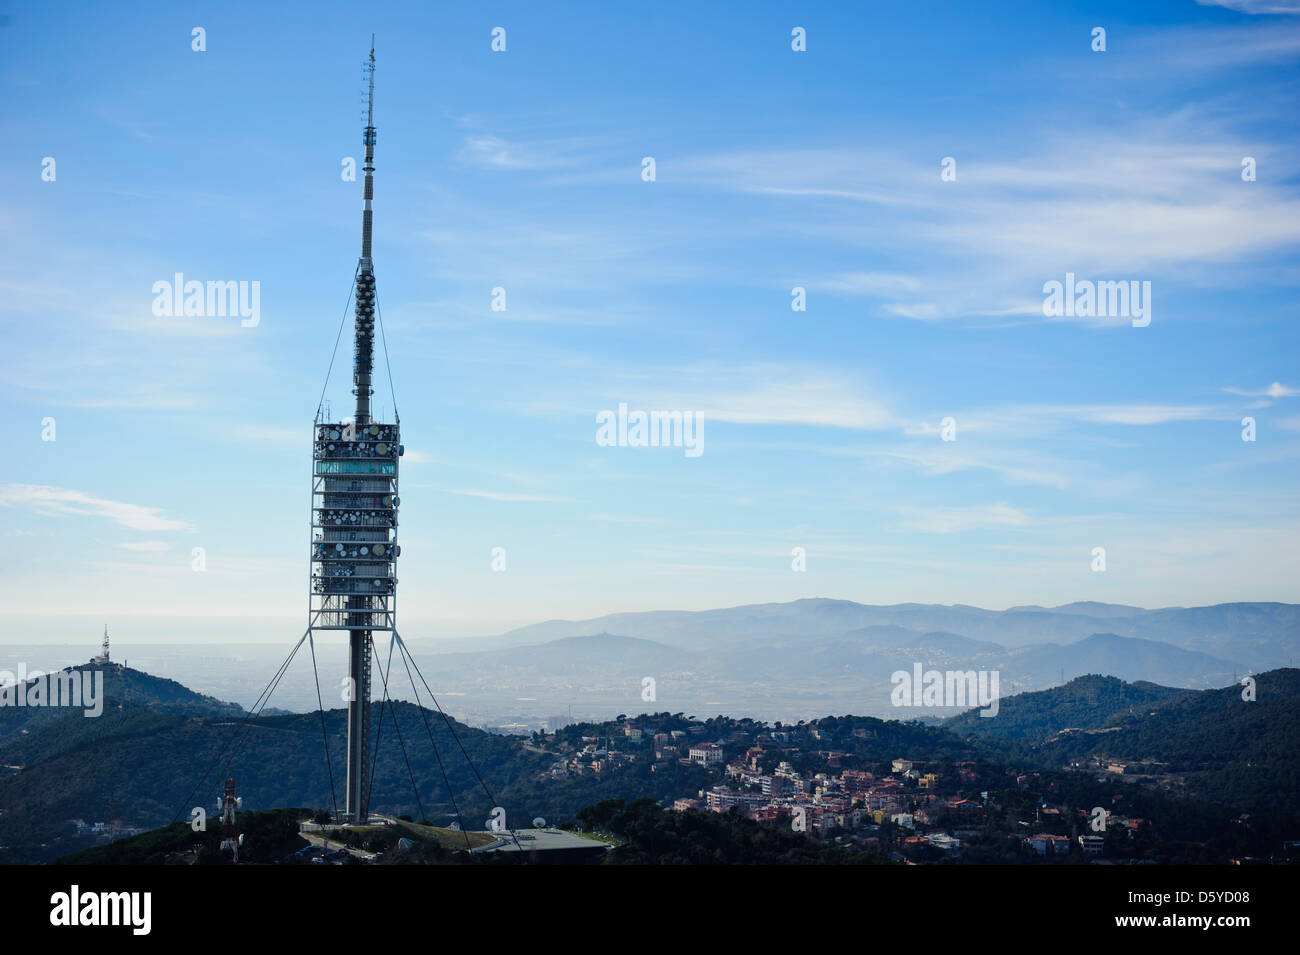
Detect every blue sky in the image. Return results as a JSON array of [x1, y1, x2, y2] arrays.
[[1, 0, 1298, 643]]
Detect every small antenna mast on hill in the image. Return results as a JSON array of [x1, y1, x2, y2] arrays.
[[93, 625, 111, 665]]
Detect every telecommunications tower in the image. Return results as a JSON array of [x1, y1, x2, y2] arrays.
[[219, 777, 242, 862], [309, 39, 402, 823]]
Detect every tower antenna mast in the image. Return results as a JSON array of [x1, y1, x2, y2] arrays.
[[355, 35, 377, 427], [309, 37, 402, 825]]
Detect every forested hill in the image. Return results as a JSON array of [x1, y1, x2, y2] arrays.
[[942, 674, 1193, 739], [0, 662, 244, 747], [2, 664, 1297, 864], [0, 697, 542, 864], [948, 669, 1300, 815]]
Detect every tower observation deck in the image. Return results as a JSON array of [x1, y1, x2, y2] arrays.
[[309, 39, 401, 822], [172, 41, 517, 847]]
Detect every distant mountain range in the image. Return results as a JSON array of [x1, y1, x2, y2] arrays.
[[400, 599, 1295, 722], [446, 598, 1297, 664]]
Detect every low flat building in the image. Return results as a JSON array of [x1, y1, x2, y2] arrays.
[[471, 828, 612, 864]]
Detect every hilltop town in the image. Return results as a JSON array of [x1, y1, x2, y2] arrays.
[[531, 710, 1288, 864]]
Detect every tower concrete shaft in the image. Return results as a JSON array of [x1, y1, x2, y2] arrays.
[[310, 38, 399, 826], [345, 38, 378, 823]]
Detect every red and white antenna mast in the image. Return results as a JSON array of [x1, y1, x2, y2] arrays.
[[219, 776, 242, 862]]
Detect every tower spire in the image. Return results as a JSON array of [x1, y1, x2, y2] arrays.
[[344, 36, 380, 824], [313, 38, 400, 826], [353, 36, 378, 426]]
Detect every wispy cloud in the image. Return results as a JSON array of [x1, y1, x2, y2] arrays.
[[867, 446, 1069, 489], [697, 382, 892, 430], [0, 485, 197, 532], [1050, 404, 1221, 426], [677, 127, 1300, 321], [893, 503, 1031, 534], [1195, 1, 1300, 16], [635, 364, 896, 431], [587, 513, 666, 524], [440, 488, 575, 503], [234, 424, 304, 447], [459, 134, 570, 170], [1223, 381, 1299, 398], [907, 401, 1229, 438], [116, 540, 171, 552], [813, 273, 923, 296]]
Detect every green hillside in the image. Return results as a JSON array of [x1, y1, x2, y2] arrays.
[[584, 798, 891, 865], [941, 669, 1300, 815], [5, 665, 1297, 864], [1016, 669, 1300, 814], [55, 808, 311, 865], [0, 698, 547, 863], [0, 662, 243, 748], [943, 674, 1192, 739]]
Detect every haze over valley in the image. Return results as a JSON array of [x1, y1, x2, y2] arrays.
[[7, 598, 1292, 728]]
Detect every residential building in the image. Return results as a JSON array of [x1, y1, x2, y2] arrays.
[[1078, 835, 1105, 856], [689, 742, 725, 767]]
